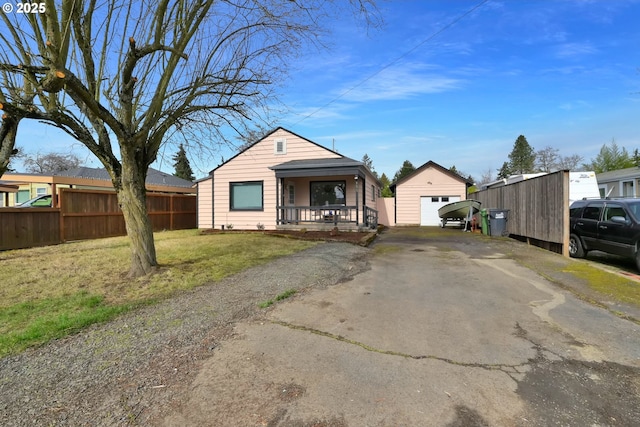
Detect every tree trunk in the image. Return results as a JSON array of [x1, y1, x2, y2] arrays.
[[0, 117, 19, 177], [116, 155, 158, 278]]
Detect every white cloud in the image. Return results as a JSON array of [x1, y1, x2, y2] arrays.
[[555, 42, 598, 58], [559, 100, 592, 110], [338, 63, 465, 102]]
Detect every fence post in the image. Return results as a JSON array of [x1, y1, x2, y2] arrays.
[[59, 189, 65, 242], [170, 194, 174, 230]]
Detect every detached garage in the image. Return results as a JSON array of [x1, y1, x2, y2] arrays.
[[391, 161, 471, 226]]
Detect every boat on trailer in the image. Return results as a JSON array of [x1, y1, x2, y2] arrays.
[[438, 199, 481, 229]]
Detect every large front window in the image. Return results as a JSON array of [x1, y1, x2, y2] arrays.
[[230, 181, 263, 210], [310, 181, 346, 206]]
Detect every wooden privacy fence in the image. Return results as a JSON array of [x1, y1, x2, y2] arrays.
[[0, 189, 196, 251], [471, 170, 570, 256]]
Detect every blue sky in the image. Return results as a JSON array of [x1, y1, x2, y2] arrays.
[[12, 0, 640, 182]]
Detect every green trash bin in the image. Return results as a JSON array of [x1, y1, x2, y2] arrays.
[[480, 209, 489, 235]]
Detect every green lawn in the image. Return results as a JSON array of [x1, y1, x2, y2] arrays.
[[0, 230, 316, 357]]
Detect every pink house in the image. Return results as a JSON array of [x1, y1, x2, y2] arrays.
[[196, 127, 381, 231], [390, 161, 472, 226]]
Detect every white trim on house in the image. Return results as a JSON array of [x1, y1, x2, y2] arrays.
[[274, 138, 287, 155]]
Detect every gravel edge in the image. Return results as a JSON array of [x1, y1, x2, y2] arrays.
[[0, 242, 371, 427]]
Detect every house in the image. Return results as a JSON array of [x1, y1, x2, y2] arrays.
[[390, 161, 471, 226], [596, 167, 640, 198], [196, 127, 381, 231], [0, 166, 195, 206], [0, 181, 18, 207]]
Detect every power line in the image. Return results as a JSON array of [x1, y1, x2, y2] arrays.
[[292, 0, 490, 125]]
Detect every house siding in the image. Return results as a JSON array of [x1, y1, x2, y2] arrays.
[[395, 165, 466, 226], [196, 179, 213, 228], [378, 198, 395, 226], [210, 128, 341, 230]]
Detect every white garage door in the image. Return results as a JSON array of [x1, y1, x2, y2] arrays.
[[420, 196, 461, 226]]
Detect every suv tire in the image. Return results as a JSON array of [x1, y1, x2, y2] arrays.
[[569, 233, 585, 258]]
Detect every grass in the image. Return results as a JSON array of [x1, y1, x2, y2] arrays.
[[258, 289, 298, 309], [562, 262, 640, 307], [0, 230, 315, 356]]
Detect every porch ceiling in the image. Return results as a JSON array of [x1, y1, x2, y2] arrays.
[[270, 158, 366, 179]]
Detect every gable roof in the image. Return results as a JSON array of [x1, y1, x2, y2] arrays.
[[391, 160, 472, 190], [209, 126, 342, 174]]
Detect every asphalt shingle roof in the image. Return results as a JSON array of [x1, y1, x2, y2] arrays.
[[56, 167, 194, 188]]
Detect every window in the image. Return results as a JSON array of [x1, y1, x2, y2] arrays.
[[288, 184, 295, 205], [310, 181, 346, 206], [599, 186, 606, 198], [582, 203, 603, 220], [230, 181, 263, 211], [36, 187, 47, 196], [431, 197, 439, 202], [371, 184, 376, 201], [16, 190, 30, 204], [442, 197, 450, 202], [274, 139, 286, 155], [628, 201, 640, 220], [622, 181, 634, 197], [604, 204, 626, 221]]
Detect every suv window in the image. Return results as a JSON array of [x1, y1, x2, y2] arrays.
[[569, 201, 587, 218], [627, 201, 640, 220], [582, 203, 603, 220], [603, 204, 627, 221]]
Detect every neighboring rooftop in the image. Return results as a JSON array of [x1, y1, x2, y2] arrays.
[[596, 167, 640, 182], [1, 167, 195, 193]]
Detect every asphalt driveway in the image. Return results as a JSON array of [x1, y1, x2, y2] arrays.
[[163, 227, 640, 426]]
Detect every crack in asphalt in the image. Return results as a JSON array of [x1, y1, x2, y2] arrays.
[[271, 319, 536, 381]]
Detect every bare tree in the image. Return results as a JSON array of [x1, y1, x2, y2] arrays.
[[535, 146, 559, 173], [557, 154, 584, 171], [0, 1, 378, 277], [23, 151, 82, 174], [477, 168, 494, 186]]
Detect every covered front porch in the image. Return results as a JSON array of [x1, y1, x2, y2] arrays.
[[270, 158, 378, 231]]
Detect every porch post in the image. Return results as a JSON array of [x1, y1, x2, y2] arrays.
[[275, 176, 280, 226], [354, 175, 359, 225]]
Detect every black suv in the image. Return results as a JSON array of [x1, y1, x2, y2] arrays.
[[569, 198, 640, 271]]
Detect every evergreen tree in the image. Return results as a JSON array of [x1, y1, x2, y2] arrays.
[[379, 173, 393, 197], [172, 144, 195, 181], [496, 161, 511, 180], [361, 153, 378, 179], [582, 139, 635, 173], [508, 135, 536, 174], [393, 160, 416, 182]]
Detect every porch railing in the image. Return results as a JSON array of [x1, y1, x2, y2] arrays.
[[364, 206, 378, 228], [276, 205, 378, 228]]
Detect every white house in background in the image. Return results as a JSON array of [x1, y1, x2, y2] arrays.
[[196, 127, 381, 231], [596, 167, 640, 198]]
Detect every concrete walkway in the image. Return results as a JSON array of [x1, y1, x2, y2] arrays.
[[163, 228, 640, 426]]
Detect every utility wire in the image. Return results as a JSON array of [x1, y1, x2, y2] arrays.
[[292, 0, 490, 125]]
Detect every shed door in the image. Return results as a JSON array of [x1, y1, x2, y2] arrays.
[[420, 196, 460, 226]]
